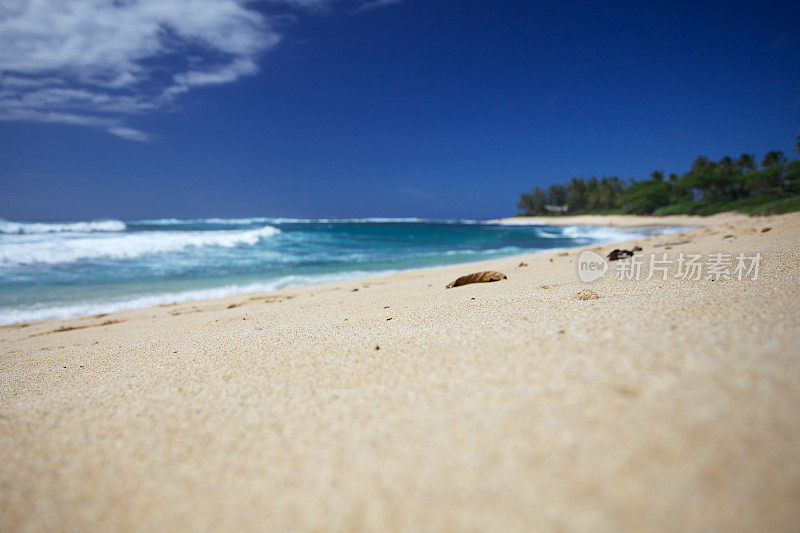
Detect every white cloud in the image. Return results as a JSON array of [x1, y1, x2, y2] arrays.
[[0, 0, 402, 141], [356, 0, 404, 12], [107, 125, 152, 142]]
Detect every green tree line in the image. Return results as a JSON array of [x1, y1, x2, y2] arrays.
[[517, 143, 800, 217]]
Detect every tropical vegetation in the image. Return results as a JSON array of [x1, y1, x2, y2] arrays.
[[517, 135, 800, 217]]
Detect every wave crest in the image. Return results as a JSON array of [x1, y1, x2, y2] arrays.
[[0, 219, 126, 234], [0, 225, 280, 267], [530, 225, 674, 241]]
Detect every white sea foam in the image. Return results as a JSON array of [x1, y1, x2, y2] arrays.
[[133, 218, 185, 225], [0, 269, 395, 325], [135, 217, 277, 225], [531, 225, 676, 241], [203, 217, 272, 225], [0, 219, 126, 234], [442, 245, 528, 256], [0, 225, 280, 267]]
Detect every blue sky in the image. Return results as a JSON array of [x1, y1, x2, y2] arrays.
[[1, 0, 799, 220]]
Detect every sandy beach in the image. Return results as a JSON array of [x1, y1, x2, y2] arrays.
[[2, 211, 800, 531], [488, 212, 734, 228]]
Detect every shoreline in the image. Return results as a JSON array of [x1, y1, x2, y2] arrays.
[[2, 210, 800, 530], [1, 215, 699, 328]]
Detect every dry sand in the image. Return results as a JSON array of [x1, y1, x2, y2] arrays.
[[2, 212, 800, 531]]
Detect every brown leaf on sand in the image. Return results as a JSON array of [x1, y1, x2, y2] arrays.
[[446, 271, 507, 289], [576, 289, 600, 300]]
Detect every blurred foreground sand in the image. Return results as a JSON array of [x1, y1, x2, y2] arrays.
[[2, 212, 799, 531]]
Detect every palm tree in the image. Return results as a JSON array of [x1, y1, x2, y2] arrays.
[[691, 156, 711, 173], [736, 153, 756, 172], [566, 177, 587, 211], [761, 151, 786, 168]]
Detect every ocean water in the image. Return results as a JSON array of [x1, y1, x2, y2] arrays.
[[0, 217, 677, 325]]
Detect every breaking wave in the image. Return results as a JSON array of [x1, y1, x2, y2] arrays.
[[0, 225, 280, 267], [0, 219, 126, 234], [533, 225, 673, 241]]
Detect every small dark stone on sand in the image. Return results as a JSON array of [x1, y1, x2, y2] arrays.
[[518, 262, 528, 267], [607, 249, 634, 261], [386, 317, 392, 321], [761, 227, 771, 233], [632, 245, 643, 252], [351, 288, 359, 292], [375, 345, 380, 350]]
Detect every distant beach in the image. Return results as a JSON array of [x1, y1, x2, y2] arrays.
[[487, 213, 721, 227], [2, 211, 799, 531]]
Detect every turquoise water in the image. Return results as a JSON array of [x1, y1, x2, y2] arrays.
[[0, 217, 675, 324]]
